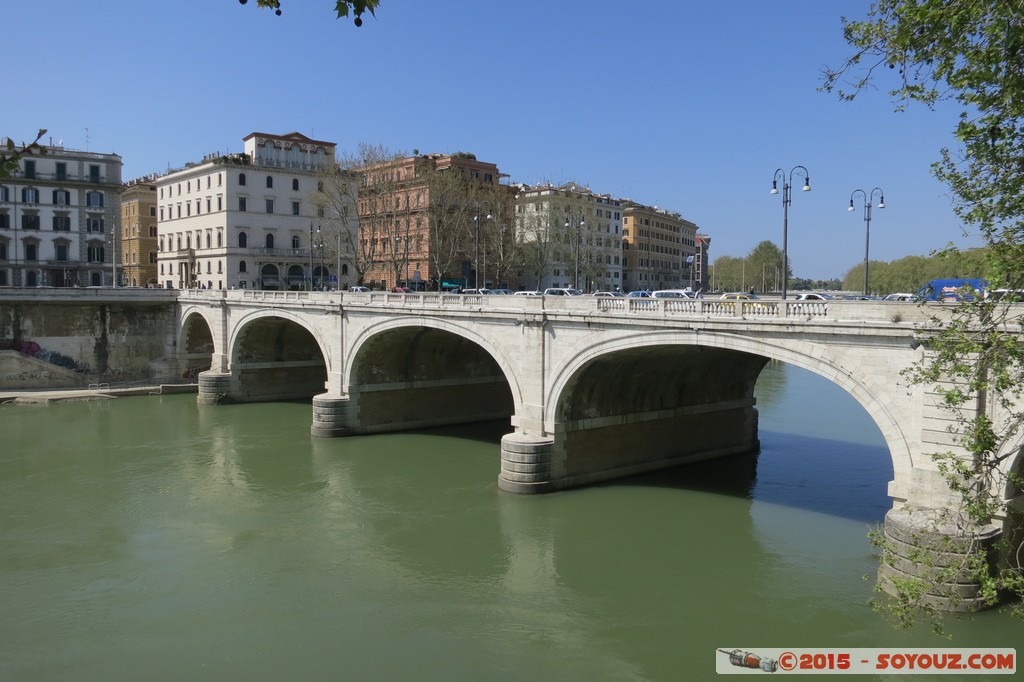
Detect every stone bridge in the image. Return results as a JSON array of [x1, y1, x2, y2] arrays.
[[177, 289, 1023, 609]]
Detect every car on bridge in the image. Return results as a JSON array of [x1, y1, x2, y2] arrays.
[[626, 290, 652, 298], [793, 292, 833, 301], [652, 289, 696, 299], [593, 291, 625, 297], [543, 288, 584, 296], [348, 286, 371, 293], [513, 290, 542, 296]]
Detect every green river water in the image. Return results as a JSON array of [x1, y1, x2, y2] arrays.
[[0, 362, 1018, 680]]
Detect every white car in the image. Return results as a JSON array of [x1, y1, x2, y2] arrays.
[[513, 290, 542, 296], [348, 286, 371, 293], [652, 289, 696, 299], [883, 293, 919, 301], [543, 288, 583, 296], [793, 293, 833, 301], [592, 291, 625, 297]]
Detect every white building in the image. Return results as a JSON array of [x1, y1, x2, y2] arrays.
[[156, 131, 356, 290], [0, 143, 122, 287], [513, 182, 623, 292]]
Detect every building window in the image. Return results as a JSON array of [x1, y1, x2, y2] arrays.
[[0, 186, 7, 202], [55, 162, 67, 181], [0, 242, 6, 259], [87, 244, 104, 262], [22, 188, 39, 204], [217, 196, 223, 211], [150, 226, 157, 237], [86, 191, 104, 208], [24, 160, 35, 179], [25, 243, 38, 261], [292, 201, 300, 216], [89, 165, 100, 183], [239, 260, 247, 273], [87, 217, 105, 232], [149, 251, 157, 264], [266, 176, 273, 189], [238, 197, 247, 212], [53, 216, 71, 231], [22, 215, 40, 230], [238, 232, 247, 248], [0, 213, 8, 229], [52, 189, 70, 205], [265, 234, 274, 249], [292, 178, 299, 191], [55, 244, 69, 261], [265, 199, 274, 214], [239, 173, 246, 186]]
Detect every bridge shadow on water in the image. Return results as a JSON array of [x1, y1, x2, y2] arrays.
[[607, 429, 893, 526], [400, 419, 893, 526]]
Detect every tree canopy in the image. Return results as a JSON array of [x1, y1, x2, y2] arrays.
[[825, 0, 1024, 630], [239, 0, 379, 26]]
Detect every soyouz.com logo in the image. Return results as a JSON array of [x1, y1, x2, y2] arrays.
[[716, 648, 1015, 674]]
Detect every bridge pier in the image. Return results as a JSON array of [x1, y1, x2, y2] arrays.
[[311, 393, 352, 437], [877, 507, 1004, 612], [196, 370, 235, 405], [499, 399, 761, 493]]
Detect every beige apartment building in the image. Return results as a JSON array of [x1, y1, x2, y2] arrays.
[[156, 132, 350, 290], [621, 201, 698, 292], [120, 177, 159, 287], [513, 182, 623, 292]]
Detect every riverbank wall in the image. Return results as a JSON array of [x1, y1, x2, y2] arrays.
[[0, 288, 181, 390]]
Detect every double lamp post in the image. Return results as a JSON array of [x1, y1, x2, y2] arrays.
[[770, 166, 810, 300], [848, 187, 885, 296]]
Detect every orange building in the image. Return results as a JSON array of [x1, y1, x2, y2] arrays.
[[356, 153, 507, 291]]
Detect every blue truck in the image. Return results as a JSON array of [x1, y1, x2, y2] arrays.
[[916, 278, 988, 301]]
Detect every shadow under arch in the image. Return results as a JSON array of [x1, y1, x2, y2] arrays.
[[178, 309, 215, 380], [338, 317, 519, 434], [545, 329, 913, 492], [227, 312, 328, 402]]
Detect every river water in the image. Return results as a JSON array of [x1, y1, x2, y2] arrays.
[[0, 362, 1018, 680]]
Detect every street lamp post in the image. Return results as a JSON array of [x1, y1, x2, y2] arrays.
[[848, 187, 885, 296], [770, 166, 811, 300], [473, 212, 491, 289], [317, 227, 324, 290], [308, 220, 315, 291], [565, 214, 585, 290]]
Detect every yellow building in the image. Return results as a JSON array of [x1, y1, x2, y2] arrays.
[[120, 177, 158, 286], [621, 201, 698, 292]]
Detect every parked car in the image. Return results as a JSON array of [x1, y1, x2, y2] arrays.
[[513, 290, 542, 296], [593, 291, 625, 297], [543, 288, 583, 296], [793, 293, 833, 301], [626, 290, 652, 298], [348, 286, 371, 293]]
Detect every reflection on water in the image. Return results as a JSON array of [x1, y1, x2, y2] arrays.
[[0, 363, 1017, 681]]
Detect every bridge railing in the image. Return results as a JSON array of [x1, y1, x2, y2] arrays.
[[170, 289, 1011, 326]]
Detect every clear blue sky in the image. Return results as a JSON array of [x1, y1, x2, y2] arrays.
[[7, 0, 979, 280]]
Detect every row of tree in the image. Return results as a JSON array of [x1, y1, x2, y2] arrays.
[[711, 239, 995, 296]]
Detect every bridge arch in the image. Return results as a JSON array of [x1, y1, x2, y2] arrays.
[[545, 329, 913, 485], [178, 306, 218, 379], [224, 309, 331, 402], [340, 316, 521, 434]]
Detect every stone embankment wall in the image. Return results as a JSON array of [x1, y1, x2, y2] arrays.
[[0, 289, 179, 389]]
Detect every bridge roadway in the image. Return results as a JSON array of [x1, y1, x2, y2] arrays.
[[177, 289, 1024, 609]]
